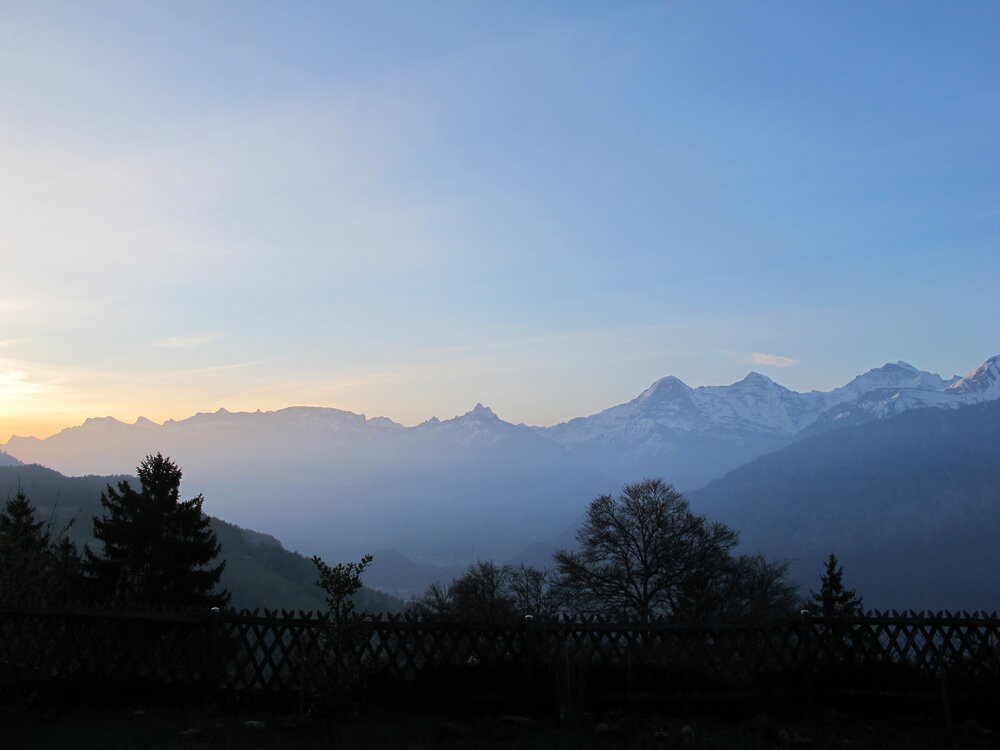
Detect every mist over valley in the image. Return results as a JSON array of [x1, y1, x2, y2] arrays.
[[5, 353, 998, 609]]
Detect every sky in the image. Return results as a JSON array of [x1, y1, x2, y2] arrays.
[[1, 0, 998, 440]]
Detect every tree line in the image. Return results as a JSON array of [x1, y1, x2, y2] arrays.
[[407, 479, 863, 624], [1, 457, 861, 622]]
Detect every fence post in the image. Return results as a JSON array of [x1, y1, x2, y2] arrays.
[[522, 614, 535, 712], [626, 628, 634, 716], [799, 610, 815, 709], [298, 620, 307, 720], [938, 664, 954, 736]]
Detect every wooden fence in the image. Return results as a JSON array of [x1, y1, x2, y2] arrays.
[[2, 607, 998, 709]]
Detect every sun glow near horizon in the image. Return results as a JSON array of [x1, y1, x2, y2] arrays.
[[0, 2, 996, 445]]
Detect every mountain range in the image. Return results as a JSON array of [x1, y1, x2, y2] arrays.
[[540, 356, 996, 488], [2, 354, 998, 603]]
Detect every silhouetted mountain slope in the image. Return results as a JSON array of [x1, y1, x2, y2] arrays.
[[364, 548, 463, 599], [687, 400, 1000, 610], [0, 464, 402, 613]]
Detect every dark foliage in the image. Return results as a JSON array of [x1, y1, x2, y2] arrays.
[[85, 454, 229, 609], [509, 563, 561, 617], [408, 480, 796, 625], [409, 560, 520, 622], [673, 553, 800, 624], [809, 553, 864, 617], [0, 464, 403, 613], [553, 478, 747, 623], [312, 552, 373, 624], [0, 490, 83, 607], [407, 560, 562, 622]]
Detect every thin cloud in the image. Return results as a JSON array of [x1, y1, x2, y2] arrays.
[[0, 361, 53, 415], [0, 364, 50, 395], [743, 352, 800, 368], [155, 334, 220, 349]]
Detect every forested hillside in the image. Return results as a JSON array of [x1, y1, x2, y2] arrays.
[[0, 464, 402, 613], [688, 400, 1000, 610]]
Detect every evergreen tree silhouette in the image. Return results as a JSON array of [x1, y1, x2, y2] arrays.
[[86, 454, 228, 609], [0, 491, 51, 606], [809, 553, 863, 617], [0, 490, 82, 606]]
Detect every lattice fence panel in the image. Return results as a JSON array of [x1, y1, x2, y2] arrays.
[[2, 608, 998, 698]]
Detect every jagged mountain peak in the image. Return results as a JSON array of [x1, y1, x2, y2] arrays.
[[947, 354, 1000, 395], [460, 403, 500, 421], [422, 403, 506, 431]]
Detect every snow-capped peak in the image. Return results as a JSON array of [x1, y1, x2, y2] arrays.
[[638, 375, 693, 400], [834, 360, 952, 397], [946, 354, 1000, 397], [734, 371, 777, 387]]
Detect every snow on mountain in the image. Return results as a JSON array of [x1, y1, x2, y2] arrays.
[[946, 355, 1000, 399], [3, 354, 997, 555], [544, 371, 816, 452], [408, 403, 568, 459], [806, 356, 997, 429], [541, 355, 997, 488], [546, 358, 976, 444], [820, 360, 955, 405]]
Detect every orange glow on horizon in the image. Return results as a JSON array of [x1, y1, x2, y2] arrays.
[[1, 416, 76, 443]]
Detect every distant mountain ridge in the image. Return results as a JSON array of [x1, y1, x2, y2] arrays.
[[2, 354, 997, 581], [2, 403, 613, 569], [538, 355, 995, 488]]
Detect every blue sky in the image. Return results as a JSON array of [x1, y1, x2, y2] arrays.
[[1, 0, 997, 438]]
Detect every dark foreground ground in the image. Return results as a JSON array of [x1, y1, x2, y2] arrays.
[[3, 700, 999, 750]]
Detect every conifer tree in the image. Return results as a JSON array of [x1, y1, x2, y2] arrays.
[[0, 490, 82, 607], [0, 491, 51, 606], [809, 553, 863, 617], [86, 454, 229, 609], [0, 490, 48, 550]]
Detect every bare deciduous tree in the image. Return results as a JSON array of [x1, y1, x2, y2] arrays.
[[553, 478, 739, 623]]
